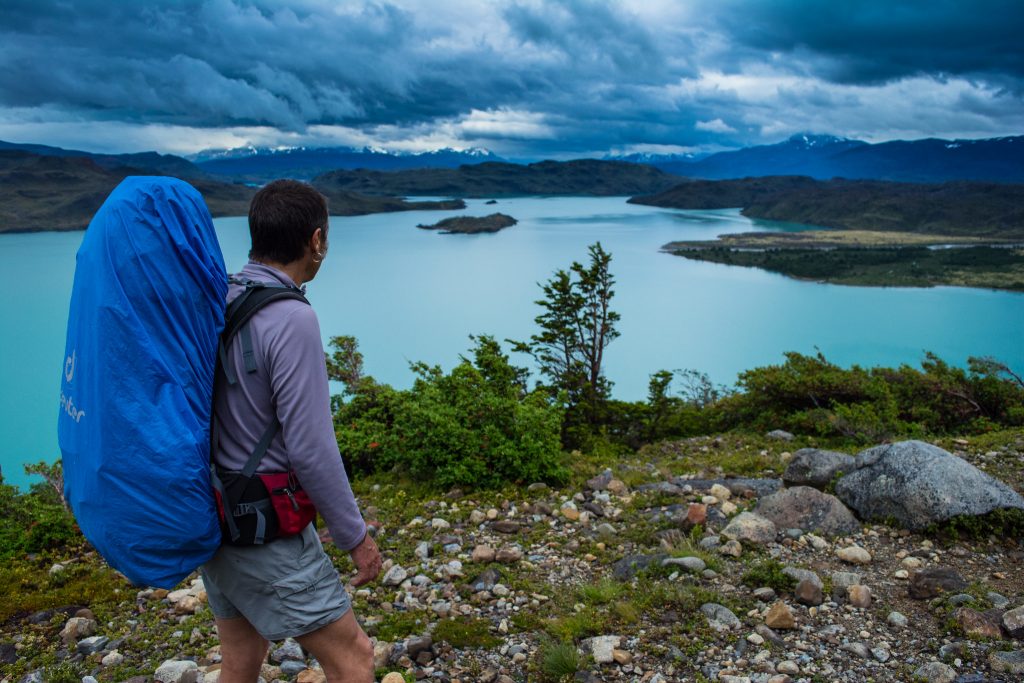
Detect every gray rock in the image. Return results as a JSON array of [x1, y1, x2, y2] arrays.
[[77, 636, 109, 655], [18, 673, 42, 683], [611, 554, 666, 581], [270, 638, 305, 663], [662, 556, 706, 573], [382, 565, 408, 586], [887, 612, 909, 627], [676, 477, 783, 499], [279, 660, 307, 676], [835, 440, 1024, 530], [587, 469, 613, 491], [988, 592, 1010, 609], [912, 661, 956, 682], [414, 541, 430, 560], [755, 486, 860, 536], [1002, 605, 1024, 639], [766, 430, 794, 441], [470, 568, 501, 592], [989, 650, 1024, 674], [841, 642, 871, 659], [82, 677, 99, 683], [721, 512, 777, 545], [586, 635, 621, 664], [154, 660, 198, 683], [405, 635, 432, 659], [908, 567, 967, 600], [783, 448, 855, 490], [782, 567, 822, 589], [700, 603, 741, 631]]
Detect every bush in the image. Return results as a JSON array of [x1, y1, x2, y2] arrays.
[[0, 462, 80, 558], [714, 351, 1024, 441], [332, 335, 567, 488]]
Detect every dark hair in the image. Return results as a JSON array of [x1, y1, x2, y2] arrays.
[[248, 180, 329, 264]]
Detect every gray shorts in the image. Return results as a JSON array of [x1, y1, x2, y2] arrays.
[[201, 524, 351, 641]]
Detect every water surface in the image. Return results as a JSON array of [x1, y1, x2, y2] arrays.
[[2, 197, 1022, 488]]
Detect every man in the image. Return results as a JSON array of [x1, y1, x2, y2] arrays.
[[201, 180, 381, 683]]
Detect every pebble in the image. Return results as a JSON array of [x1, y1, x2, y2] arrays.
[[887, 611, 908, 627], [847, 585, 871, 608], [776, 660, 799, 675], [912, 661, 956, 683], [835, 545, 872, 564], [382, 565, 408, 586], [588, 635, 622, 664], [154, 660, 199, 683], [471, 545, 495, 563], [764, 602, 795, 630]]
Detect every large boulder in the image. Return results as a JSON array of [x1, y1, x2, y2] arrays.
[[755, 486, 861, 536], [783, 448, 855, 490], [834, 441, 1024, 530]]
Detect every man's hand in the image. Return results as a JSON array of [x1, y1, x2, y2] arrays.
[[349, 531, 382, 587]]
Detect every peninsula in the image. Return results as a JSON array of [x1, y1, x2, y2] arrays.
[[417, 213, 517, 234], [632, 176, 1024, 291]]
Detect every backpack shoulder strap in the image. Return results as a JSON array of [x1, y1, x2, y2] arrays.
[[218, 283, 310, 385]]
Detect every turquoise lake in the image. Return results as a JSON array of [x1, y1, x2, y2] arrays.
[[3, 196, 1023, 489]]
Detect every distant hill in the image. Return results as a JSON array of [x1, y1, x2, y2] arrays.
[[655, 134, 1024, 183], [314, 159, 681, 197], [0, 151, 464, 233], [630, 176, 1024, 238], [0, 139, 207, 179], [192, 145, 503, 181]]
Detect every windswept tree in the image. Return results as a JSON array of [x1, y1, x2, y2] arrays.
[[513, 242, 620, 444]]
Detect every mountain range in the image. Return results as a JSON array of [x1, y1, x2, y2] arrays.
[[653, 134, 1024, 183], [190, 145, 503, 181]]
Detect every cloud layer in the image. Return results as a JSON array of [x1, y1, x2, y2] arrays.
[[1, 0, 1021, 155]]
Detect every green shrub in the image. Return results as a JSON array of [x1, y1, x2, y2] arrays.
[[741, 559, 797, 592], [0, 462, 80, 558], [332, 335, 567, 489], [538, 640, 581, 681]]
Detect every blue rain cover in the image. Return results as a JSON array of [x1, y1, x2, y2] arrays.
[[59, 177, 227, 588]]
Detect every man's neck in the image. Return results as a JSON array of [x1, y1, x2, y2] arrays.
[[250, 259, 307, 288]]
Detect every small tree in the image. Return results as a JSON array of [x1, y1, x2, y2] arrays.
[[513, 242, 620, 445]]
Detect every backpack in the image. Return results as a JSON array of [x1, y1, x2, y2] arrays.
[[209, 279, 318, 546], [59, 177, 226, 588]]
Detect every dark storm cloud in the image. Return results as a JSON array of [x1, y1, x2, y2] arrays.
[[0, 0, 692, 133], [0, 0, 1021, 154], [702, 0, 1024, 88]]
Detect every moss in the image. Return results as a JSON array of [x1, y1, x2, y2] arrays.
[[0, 555, 129, 622], [370, 610, 430, 642], [924, 508, 1024, 541], [740, 559, 798, 592], [432, 617, 501, 649]]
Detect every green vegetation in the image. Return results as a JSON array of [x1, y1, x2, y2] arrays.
[[511, 242, 621, 449], [669, 245, 1024, 291], [537, 640, 582, 682], [416, 212, 517, 234], [0, 461, 78, 559], [329, 334, 567, 488], [741, 559, 798, 592], [432, 618, 501, 648]]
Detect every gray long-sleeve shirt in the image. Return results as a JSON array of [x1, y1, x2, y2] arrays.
[[213, 261, 367, 550]]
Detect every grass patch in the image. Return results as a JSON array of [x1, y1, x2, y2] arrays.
[[0, 557, 129, 622], [741, 559, 797, 593], [576, 579, 625, 606], [369, 610, 430, 642], [432, 617, 501, 649], [537, 640, 582, 682]]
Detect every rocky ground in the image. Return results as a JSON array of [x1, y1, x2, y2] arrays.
[[2, 431, 1023, 683]]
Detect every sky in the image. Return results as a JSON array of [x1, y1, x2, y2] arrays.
[[1, 0, 1022, 158]]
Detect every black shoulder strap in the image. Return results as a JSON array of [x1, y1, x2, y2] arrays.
[[210, 281, 312, 516], [218, 284, 310, 385]]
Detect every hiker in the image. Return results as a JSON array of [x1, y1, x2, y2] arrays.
[[201, 180, 380, 683]]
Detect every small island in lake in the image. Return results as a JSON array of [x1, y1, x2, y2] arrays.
[[417, 212, 517, 234]]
